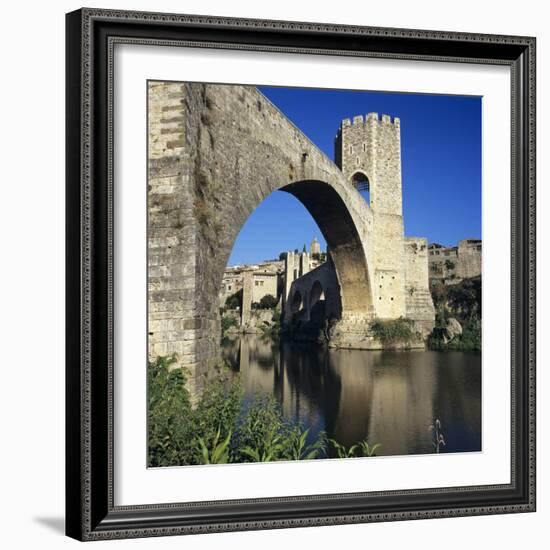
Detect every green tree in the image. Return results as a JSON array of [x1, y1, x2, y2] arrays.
[[224, 289, 242, 310], [258, 294, 277, 309]]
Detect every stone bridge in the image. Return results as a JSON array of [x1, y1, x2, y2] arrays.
[[148, 81, 434, 391]]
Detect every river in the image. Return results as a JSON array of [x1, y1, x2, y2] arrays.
[[222, 334, 481, 457]]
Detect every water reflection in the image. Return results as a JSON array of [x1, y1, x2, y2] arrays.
[[222, 335, 481, 456]]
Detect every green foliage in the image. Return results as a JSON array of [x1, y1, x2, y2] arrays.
[[224, 290, 242, 310], [221, 314, 239, 337], [148, 357, 242, 467], [232, 395, 286, 462], [370, 317, 416, 346], [329, 439, 358, 459], [148, 355, 196, 467], [447, 278, 481, 320], [259, 311, 281, 341], [279, 252, 287, 261], [196, 427, 232, 464], [444, 259, 456, 270], [252, 294, 277, 310], [448, 316, 481, 352], [194, 373, 243, 449], [284, 427, 327, 461], [258, 294, 277, 309], [357, 440, 382, 457], [329, 438, 381, 458], [428, 277, 482, 352]]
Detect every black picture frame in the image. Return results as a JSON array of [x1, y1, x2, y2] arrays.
[[66, 8, 536, 541]]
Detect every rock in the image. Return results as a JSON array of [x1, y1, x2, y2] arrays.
[[443, 317, 462, 343]]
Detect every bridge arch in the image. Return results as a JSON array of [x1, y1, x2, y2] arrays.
[[279, 180, 373, 314], [149, 82, 380, 381], [290, 289, 303, 313], [310, 280, 324, 307]]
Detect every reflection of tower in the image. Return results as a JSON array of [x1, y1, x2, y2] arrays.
[[310, 237, 321, 255]]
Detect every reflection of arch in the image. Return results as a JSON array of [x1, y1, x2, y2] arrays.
[[310, 280, 325, 307], [291, 290, 302, 313]]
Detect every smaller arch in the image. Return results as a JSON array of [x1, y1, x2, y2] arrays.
[[309, 280, 325, 308], [350, 170, 370, 193], [290, 290, 303, 313], [351, 171, 371, 206]]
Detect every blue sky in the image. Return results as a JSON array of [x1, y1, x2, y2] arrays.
[[228, 85, 481, 266]]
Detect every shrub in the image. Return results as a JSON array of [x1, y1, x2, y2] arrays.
[[370, 317, 416, 346], [194, 372, 243, 453], [231, 394, 286, 462], [448, 316, 481, 352], [258, 294, 277, 309], [221, 314, 239, 337], [259, 311, 281, 341], [148, 355, 196, 467]]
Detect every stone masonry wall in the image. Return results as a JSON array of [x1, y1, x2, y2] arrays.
[[404, 237, 436, 335], [148, 83, 201, 386], [456, 239, 482, 280]]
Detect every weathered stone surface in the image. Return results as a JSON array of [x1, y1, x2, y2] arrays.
[[148, 81, 436, 389]]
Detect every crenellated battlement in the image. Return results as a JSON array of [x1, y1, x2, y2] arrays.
[[340, 113, 400, 130], [335, 109, 403, 220]]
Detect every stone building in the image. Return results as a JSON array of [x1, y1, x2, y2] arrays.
[[428, 239, 482, 284], [220, 238, 323, 322], [219, 260, 283, 309], [310, 237, 321, 256]]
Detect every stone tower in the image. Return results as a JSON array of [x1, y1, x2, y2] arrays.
[[335, 113, 407, 319], [310, 237, 321, 255]]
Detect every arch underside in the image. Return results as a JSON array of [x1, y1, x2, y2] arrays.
[[281, 180, 373, 315]]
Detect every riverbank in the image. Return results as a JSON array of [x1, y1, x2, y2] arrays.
[[428, 277, 482, 352]]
